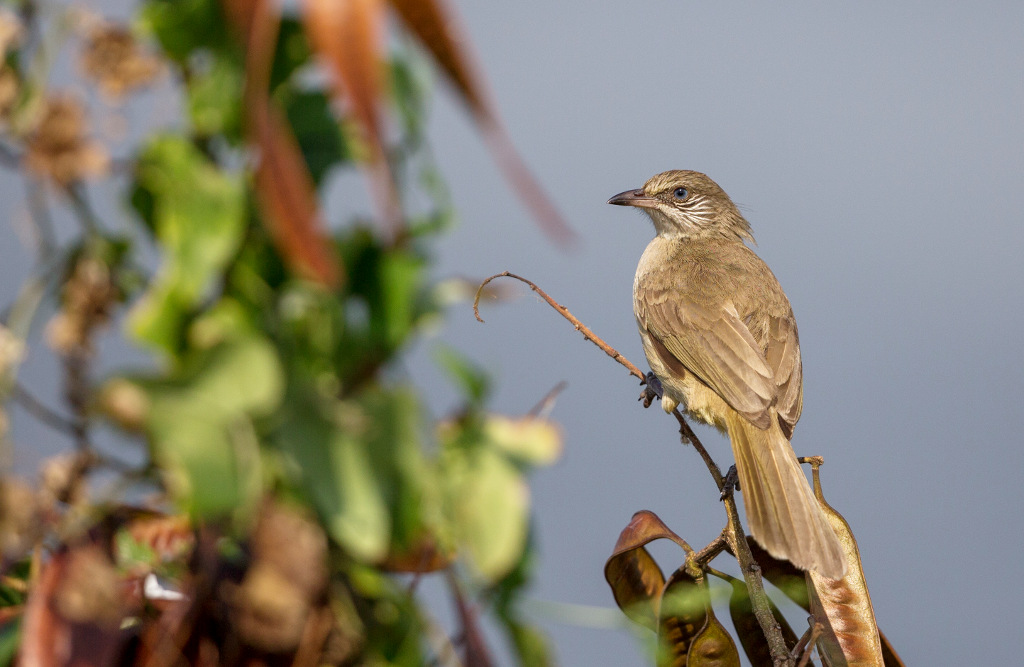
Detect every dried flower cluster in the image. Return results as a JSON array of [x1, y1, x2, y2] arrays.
[[79, 23, 163, 99], [45, 255, 117, 355], [24, 95, 109, 186]]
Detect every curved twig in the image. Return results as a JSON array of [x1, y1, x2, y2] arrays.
[[473, 271, 646, 381]]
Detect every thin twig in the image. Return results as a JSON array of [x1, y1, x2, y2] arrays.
[[10, 382, 84, 436], [473, 271, 646, 381], [672, 408, 723, 489], [527, 380, 568, 418], [25, 178, 58, 261], [723, 489, 792, 665], [793, 616, 823, 667], [66, 184, 102, 235], [690, 532, 728, 568]]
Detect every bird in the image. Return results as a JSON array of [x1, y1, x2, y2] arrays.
[[608, 170, 846, 579]]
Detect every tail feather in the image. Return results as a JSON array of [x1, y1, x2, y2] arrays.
[[726, 410, 846, 579]]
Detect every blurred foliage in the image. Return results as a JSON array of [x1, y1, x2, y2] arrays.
[[0, 0, 564, 664]]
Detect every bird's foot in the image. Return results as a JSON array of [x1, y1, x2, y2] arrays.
[[720, 465, 740, 501], [639, 372, 664, 408]]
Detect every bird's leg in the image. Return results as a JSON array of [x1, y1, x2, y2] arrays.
[[720, 464, 741, 501], [639, 371, 664, 408]]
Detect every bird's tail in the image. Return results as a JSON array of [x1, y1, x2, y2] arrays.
[[726, 410, 846, 579]]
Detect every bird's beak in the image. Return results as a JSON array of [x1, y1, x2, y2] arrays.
[[607, 189, 658, 208]]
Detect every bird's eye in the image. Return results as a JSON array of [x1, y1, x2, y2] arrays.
[[672, 187, 688, 200]]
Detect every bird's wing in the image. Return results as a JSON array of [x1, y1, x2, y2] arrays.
[[764, 313, 803, 437], [638, 286, 776, 429]]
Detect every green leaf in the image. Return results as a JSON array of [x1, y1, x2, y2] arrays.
[[127, 135, 246, 356], [187, 54, 244, 139], [434, 345, 490, 403], [443, 438, 528, 582], [284, 91, 350, 186], [0, 617, 20, 667], [139, 0, 231, 63], [143, 337, 283, 517]]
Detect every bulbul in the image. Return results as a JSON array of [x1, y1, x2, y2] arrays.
[[609, 170, 846, 579]]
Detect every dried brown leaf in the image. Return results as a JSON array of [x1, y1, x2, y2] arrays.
[[388, 0, 575, 246], [303, 0, 401, 236], [225, 0, 341, 287], [382, 536, 454, 573], [226, 500, 329, 654], [604, 510, 689, 632], [252, 103, 341, 287], [878, 629, 906, 667], [19, 548, 131, 667], [805, 465, 884, 667]]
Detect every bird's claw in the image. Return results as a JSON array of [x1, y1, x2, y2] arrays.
[[720, 465, 740, 501], [639, 372, 664, 408]]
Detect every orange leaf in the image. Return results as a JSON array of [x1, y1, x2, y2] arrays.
[[224, 0, 342, 287], [805, 464, 884, 667], [388, 0, 576, 246], [252, 102, 342, 286], [304, 0, 401, 237]]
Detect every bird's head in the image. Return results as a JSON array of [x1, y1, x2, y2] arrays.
[[608, 170, 754, 243]]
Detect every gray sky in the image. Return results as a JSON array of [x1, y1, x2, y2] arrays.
[[418, 1, 1024, 664], [3, 1, 1023, 665]]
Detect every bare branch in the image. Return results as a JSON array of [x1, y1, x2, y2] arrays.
[[473, 271, 646, 381]]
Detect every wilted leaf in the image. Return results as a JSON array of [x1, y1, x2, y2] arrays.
[[303, 0, 401, 235], [604, 510, 689, 632], [252, 91, 341, 288], [381, 536, 453, 573], [725, 576, 799, 667], [686, 606, 740, 667], [19, 548, 131, 667], [128, 135, 246, 356], [805, 465, 884, 667], [879, 629, 906, 667], [387, 0, 575, 245], [227, 500, 329, 653], [225, 0, 341, 287], [658, 569, 708, 667]]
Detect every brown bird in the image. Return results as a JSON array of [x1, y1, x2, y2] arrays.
[[609, 170, 845, 579]]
